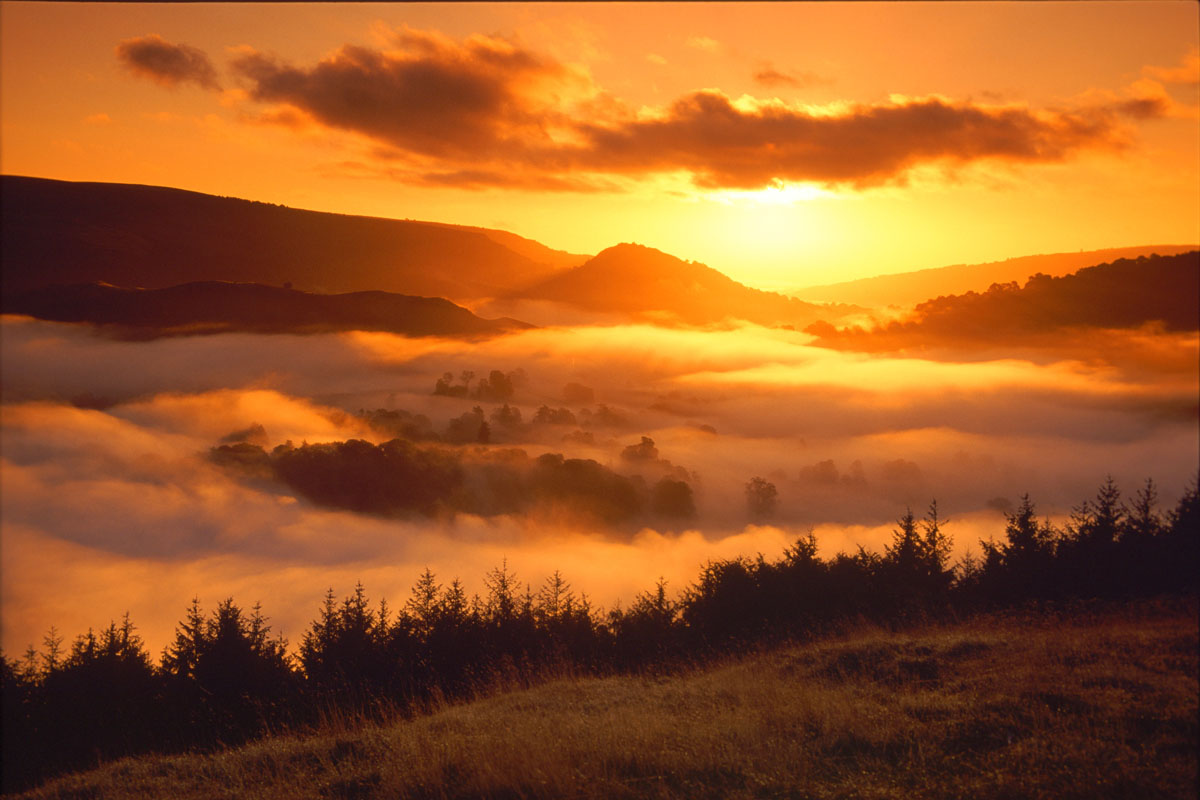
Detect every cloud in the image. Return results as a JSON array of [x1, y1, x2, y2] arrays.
[[686, 36, 723, 55], [752, 67, 828, 90], [566, 90, 1159, 190], [116, 34, 221, 91], [229, 27, 578, 162], [1143, 48, 1200, 87], [3, 315, 1197, 657], [213, 27, 1163, 192]]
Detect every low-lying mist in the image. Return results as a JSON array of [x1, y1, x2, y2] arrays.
[[2, 315, 1196, 655]]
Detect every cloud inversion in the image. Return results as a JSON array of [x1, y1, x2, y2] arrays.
[[4, 312, 1196, 656]]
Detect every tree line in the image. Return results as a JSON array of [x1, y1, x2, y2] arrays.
[[2, 476, 1196, 792]]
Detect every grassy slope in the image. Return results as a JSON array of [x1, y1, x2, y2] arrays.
[[20, 602, 1197, 800]]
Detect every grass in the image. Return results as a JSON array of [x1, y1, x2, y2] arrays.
[[17, 600, 1198, 799]]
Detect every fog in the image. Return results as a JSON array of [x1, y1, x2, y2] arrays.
[[2, 315, 1196, 656]]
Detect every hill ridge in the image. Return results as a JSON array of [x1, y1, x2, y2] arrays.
[[2, 279, 531, 339], [506, 241, 859, 328], [791, 244, 1200, 308], [0, 175, 581, 302]]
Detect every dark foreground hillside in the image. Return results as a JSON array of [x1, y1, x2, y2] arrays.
[[15, 600, 1197, 800]]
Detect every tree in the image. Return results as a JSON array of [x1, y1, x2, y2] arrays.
[[745, 477, 778, 522], [489, 404, 523, 429], [407, 568, 442, 638], [980, 494, 1057, 600], [882, 503, 952, 609], [535, 570, 575, 626], [1123, 478, 1164, 542], [1061, 477, 1125, 596], [532, 406, 576, 425], [651, 477, 696, 519], [920, 500, 954, 595], [1163, 477, 1199, 591], [474, 370, 515, 402], [611, 578, 680, 667], [621, 436, 659, 462], [885, 508, 922, 575], [434, 372, 467, 397], [483, 559, 520, 624], [39, 615, 161, 777]]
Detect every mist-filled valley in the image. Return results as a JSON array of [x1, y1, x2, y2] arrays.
[[4, 4, 1199, 794], [3, 194, 1197, 661]]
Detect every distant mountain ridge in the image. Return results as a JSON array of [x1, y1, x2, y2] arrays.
[[0, 176, 582, 302], [3, 281, 530, 339], [806, 251, 1200, 351], [501, 242, 860, 328], [791, 245, 1200, 309]]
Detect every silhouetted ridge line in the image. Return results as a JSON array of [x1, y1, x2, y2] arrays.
[[509, 242, 861, 327], [791, 244, 1200, 308], [0, 175, 581, 301], [806, 250, 1200, 349], [3, 280, 533, 339]]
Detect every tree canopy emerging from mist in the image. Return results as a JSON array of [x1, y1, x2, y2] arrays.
[[211, 434, 698, 531]]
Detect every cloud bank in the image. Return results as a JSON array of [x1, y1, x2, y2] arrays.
[[3, 315, 1196, 656], [118, 27, 1176, 191]]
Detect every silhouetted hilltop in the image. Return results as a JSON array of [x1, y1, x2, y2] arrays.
[[421, 221, 588, 275], [807, 251, 1200, 349], [509, 243, 857, 327], [792, 245, 1200, 309], [1, 176, 579, 301], [4, 281, 531, 339]]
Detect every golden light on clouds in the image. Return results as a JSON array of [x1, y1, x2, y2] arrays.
[[1, 2, 1196, 286]]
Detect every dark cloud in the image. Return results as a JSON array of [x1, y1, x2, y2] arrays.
[[230, 29, 567, 161], [220, 28, 1164, 192], [116, 34, 220, 91], [567, 91, 1154, 189]]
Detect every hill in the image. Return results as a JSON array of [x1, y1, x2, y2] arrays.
[[792, 245, 1200, 309], [807, 251, 1200, 351], [502, 242, 859, 327], [15, 603, 1196, 800], [2, 281, 530, 339], [421, 221, 588, 275], [0, 176, 580, 302]]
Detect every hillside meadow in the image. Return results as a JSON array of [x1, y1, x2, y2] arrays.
[[16, 599, 1197, 800]]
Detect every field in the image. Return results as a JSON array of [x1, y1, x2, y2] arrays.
[[17, 600, 1197, 800]]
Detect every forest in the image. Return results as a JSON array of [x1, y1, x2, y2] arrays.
[[2, 475, 1196, 793]]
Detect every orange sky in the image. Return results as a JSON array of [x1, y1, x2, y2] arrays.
[[2, 1, 1197, 288]]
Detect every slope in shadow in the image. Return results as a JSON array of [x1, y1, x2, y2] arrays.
[[1, 176, 579, 302], [4, 281, 532, 339]]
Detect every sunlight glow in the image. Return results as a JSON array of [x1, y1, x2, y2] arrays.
[[705, 182, 835, 206]]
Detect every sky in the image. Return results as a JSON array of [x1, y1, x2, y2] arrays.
[[2, 1, 1197, 289]]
